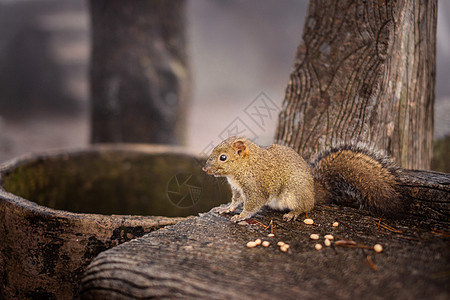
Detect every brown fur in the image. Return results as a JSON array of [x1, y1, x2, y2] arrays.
[[203, 136, 314, 222], [311, 145, 403, 216], [203, 137, 404, 222]]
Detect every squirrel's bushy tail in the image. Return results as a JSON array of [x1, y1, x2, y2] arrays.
[[311, 144, 405, 216]]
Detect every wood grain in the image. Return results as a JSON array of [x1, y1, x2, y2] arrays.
[[80, 169, 449, 299], [276, 0, 436, 169]]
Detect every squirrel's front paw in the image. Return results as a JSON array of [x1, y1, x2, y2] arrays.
[[231, 214, 245, 223], [216, 205, 236, 215], [218, 207, 236, 215], [231, 212, 252, 223]]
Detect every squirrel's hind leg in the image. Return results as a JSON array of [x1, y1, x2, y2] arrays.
[[278, 189, 313, 222], [283, 210, 302, 221]]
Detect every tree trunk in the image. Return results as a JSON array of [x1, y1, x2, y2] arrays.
[[275, 0, 436, 170], [89, 0, 189, 145]]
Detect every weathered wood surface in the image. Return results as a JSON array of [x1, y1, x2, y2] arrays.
[[0, 144, 219, 299], [400, 169, 450, 221], [275, 0, 436, 170], [80, 170, 449, 299], [0, 189, 186, 299]]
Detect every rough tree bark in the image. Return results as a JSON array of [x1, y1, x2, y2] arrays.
[[90, 0, 189, 145], [275, 0, 436, 170]]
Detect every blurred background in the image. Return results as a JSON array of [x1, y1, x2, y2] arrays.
[[0, 0, 448, 170]]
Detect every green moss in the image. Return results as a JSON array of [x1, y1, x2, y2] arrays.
[[432, 135, 450, 173], [2, 151, 230, 217]]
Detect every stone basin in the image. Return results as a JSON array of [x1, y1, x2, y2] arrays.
[[0, 144, 230, 299]]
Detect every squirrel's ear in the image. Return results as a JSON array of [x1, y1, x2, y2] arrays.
[[232, 140, 249, 157]]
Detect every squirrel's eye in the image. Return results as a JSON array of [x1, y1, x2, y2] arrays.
[[219, 154, 227, 161]]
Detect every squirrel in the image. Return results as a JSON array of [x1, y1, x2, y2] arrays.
[[202, 136, 404, 223]]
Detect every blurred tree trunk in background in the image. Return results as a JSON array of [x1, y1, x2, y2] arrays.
[[275, 0, 436, 170], [89, 0, 189, 145]]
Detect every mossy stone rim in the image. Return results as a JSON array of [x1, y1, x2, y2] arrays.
[[0, 144, 228, 299]]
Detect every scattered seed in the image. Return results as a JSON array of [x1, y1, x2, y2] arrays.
[[246, 241, 258, 248], [280, 245, 289, 252], [332, 222, 339, 227], [374, 244, 383, 253], [304, 218, 314, 225], [254, 239, 262, 245], [315, 243, 322, 250], [324, 234, 334, 240], [277, 241, 285, 247], [324, 239, 331, 247], [268, 233, 275, 237], [262, 241, 270, 247], [310, 234, 320, 240]]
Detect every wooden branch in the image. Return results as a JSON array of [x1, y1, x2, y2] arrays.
[[397, 169, 450, 221], [80, 200, 449, 299]]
